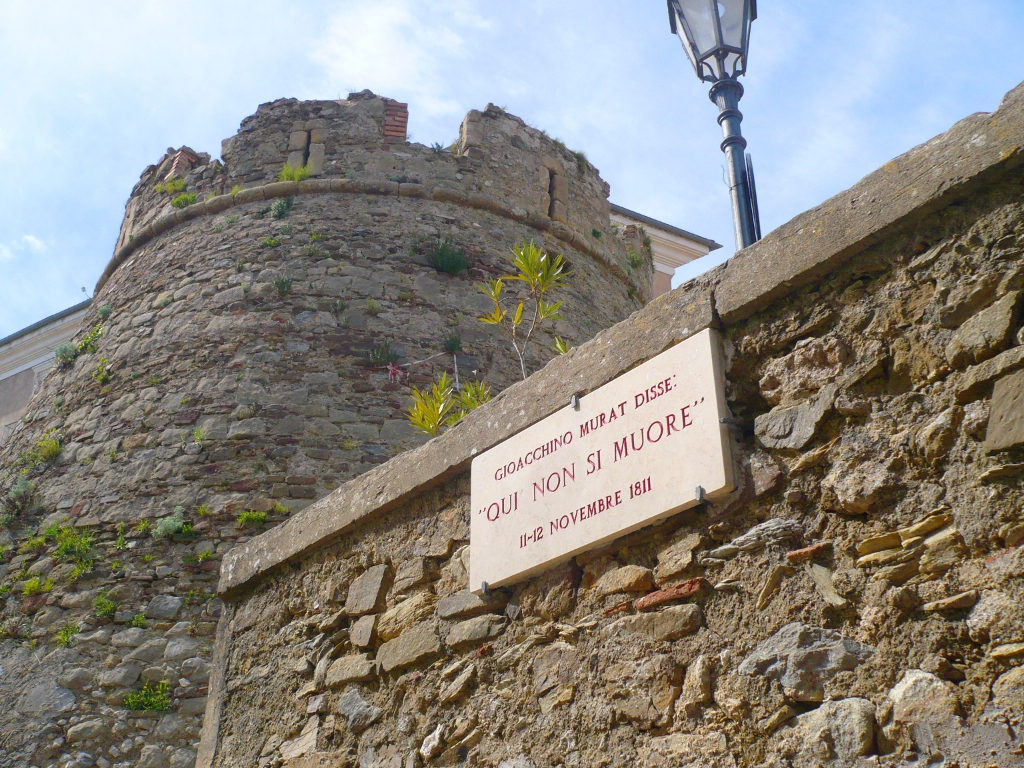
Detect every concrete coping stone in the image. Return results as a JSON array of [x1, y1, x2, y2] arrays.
[[215, 78, 1024, 597]]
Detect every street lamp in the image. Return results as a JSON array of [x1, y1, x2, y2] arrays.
[[667, 0, 761, 249]]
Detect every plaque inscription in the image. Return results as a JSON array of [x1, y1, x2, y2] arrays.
[[469, 328, 733, 593]]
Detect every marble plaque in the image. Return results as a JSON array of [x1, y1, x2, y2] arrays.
[[470, 328, 734, 593]]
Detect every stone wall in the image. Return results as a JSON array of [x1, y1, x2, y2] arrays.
[[0, 93, 648, 768], [202, 82, 1024, 768]]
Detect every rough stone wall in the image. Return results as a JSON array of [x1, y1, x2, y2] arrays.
[[206, 104, 1024, 766], [0, 94, 646, 768]]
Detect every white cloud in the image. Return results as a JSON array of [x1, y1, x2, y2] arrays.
[[21, 235, 45, 252], [310, 0, 488, 120], [0, 243, 12, 260]]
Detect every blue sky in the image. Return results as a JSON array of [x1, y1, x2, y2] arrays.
[[1, 0, 1023, 339]]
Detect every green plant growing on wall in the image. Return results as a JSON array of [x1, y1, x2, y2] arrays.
[[367, 341, 399, 365], [332, 300, 347, 315], [309, 230, 325, 242], [553, 337, 572, 355], [259, 237, 281, 248], [574, 150, 589, 172], [92, 358, 111, 386], [124, 680, 171, 711], [365, 299, 382, 316], [2, 475, 38, 518], [22, 576, 53, 597], [77, 324, 103, 355], [152, 510, 185, 540], [54, 342, 78, 367], [237, 510, 267, 528], [406, 372, 491, 435], [49, 523, 94, 566], [478, 240, 569, 380], [591, 228, 602, 239], [55, 622, 79, 648], [127, 613, 147, 628], [626, 250, 644, 271], [97, 304, 112, 320], [155, 178, 186, 195], [446, 379, 492, 426], [406, 372, 455, 437], [273, 277, 293, 298], [17, 430, 63, 469], [171, 192, 197, 209], [426, 236, 470, 275], [229, 184, 242, 197], [271, 196, 293, 219], [278, 163, 312, 182], [93, 591, 118, 617]]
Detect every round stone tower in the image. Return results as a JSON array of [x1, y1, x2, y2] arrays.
[[0, 93, 651, 765]]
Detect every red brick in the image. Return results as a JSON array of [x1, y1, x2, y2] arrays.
[[602, 600, 632, 617], [785, 542, 832, 564], [633, 578, 710, 612]]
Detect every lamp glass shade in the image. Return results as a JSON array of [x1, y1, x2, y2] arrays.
[[718, 0, 746, 48], [676, 0, 718, 57], [669, 0, 755, 82]]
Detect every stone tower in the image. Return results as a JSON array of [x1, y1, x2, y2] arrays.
[[0, 93, 651, 766]]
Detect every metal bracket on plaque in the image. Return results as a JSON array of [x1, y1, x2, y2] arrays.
[[719, 416, 755, 435], [695, 486, 707, 504], [481, 581, 488, 595], [570, 394, 581, 411]]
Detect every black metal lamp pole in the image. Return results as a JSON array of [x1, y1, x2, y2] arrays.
[[668, 0, 761, 250]]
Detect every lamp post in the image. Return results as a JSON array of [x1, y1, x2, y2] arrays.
[[667, 0, 761, 249]]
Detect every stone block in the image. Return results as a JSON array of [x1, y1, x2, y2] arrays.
[[606, 604, 702, 642], [393, 557, 437, 593], [308, 143, 326, 176], [99, 663, 143, 687], [985, 368, 1024, 452], [146, 595, 184, 620], [337, 688, 381, 733], [288, 131, 309, 152], [549, 174, 568, 202], [446, 614, 506, 648], [349, 614, 377, 648], [164, 637, 199, 661], [550, 199, 568, 223], [310, 128, 328, 143], [325, 654, 376, 687], [345, 564, 391, 616], [678, 654, 713, 716], [227, 418, 266, 439], [126, 638, 168, 663], [111, 628, 147, 647], [595, 565, 654, 595], [66, 718, 105, 744], [946, 290, 1021, 368], [376, 621, 441, 673], [281, 715, 319, 760], [377, 591, 435, 641], [785, 698, 876, 766], [738, 622, 874, 703], [436, 590, 507, 620], [755, 384, 836, 451], [533, 642, 577, 695], [655, 532, 704, 584]]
